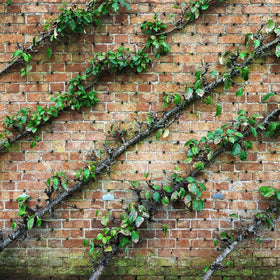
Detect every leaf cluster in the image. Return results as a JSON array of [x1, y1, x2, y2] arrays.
[[84, 203, 149, 258], [1, 74, 98, 150], [185, 110, 264, 166], [86, 47, 152, 77], [44, 0, 131, 38], [12, 193, 42, 231]]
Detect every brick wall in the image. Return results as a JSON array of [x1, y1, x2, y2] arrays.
[[0, 0, 280, 279]]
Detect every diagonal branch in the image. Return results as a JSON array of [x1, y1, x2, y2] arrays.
[[202, 203, 279, 280], [0, 102, 184, 252], [0, 0, 216, 153], [0, 0, 112, 77], [1, 28, 280, 252]]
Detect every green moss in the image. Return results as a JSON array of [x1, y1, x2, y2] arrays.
[[1, 254, 280, 279]]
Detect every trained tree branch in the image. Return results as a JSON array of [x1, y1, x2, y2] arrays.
[[1, 27, 280, 252], [202, 201, 280, 280], [0, 100, 184, 252], [0, 0, 215, 153], [0, 0, 112, 77]]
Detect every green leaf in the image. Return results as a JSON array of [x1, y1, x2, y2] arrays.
[[205, 96, 212, 105], [192, 199, 204, 212], [83, 168, 91, 182], [195, 69, 201, 80], [96, 233, 103, 241], [239, 51, 247, 59], [193, 162, 204, 170], [236, 88, 244, 97], [153, 192, 160, 202], [184, 194, 192, 206], [89, 246, 95, 256], [119, 0, 131, 11], [239, 149, 247, 161], [135, 216, 144, 228], [47, 47, 52, 58], [179, 188, 186, 199], [104, 246, 113, 252], [170, 191, 179, 202], [173, 94, 181, 105], [27, 217, 35, 230], [251, 127, 257, 138], [128, 209, 138, 224], [215, 103, 222, 117], [152, 185, 160, 191], [266, 20, 275, 34], [268, 122, 278, 131], [220, 232, 227, 239], [36, 217, 42, 227], [242, 67, 249, 81], [162, 129, 170, 138], [199, 182, 206, 191], [131, 231, 139, 243], [275, 27, 280, 36], [145, 191, 150, 200], [184, 158, 192, 163], [214, 239, 218, 246], [232, 143, 241, 156], [230, 213, 238, 219], [201, 4, 209, 10], [211, 70, 218, 79], [186, 177, 195, 183], [83, 239, 89, 246], [194, 7, 200, 18], [262, 92, 275, 102], [101, 214, 109, 226], [12, 222, 17, 229], [163, 225, 168, 237], [30, 141, 36, 148], [260, 186, 276, 198], [174, 165, 180, 172], [254, 39, 260, 48], [33, 37, 37, 46], [245, 141, 252, 149], [185, 87, 194, 98], [146, 116, 153, 125], [245, 33, 253, 46], [163, 186, 172, 193], [130, 181, 140, 188], [7, 0, 12, 5], [52, 176, 59, 190], [112, 2, 119, 12], [224, 73, 232, 89], [235, 132, 244, 138], [102, 237, 108, 245], [161, 196, 169, 205], [144, 172, 149, 179], [22, 53, 30, 62], [20, 68, 26, 77]]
